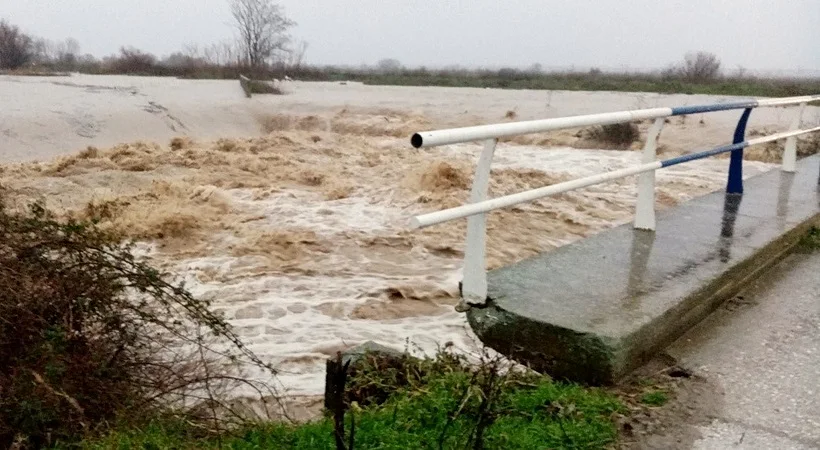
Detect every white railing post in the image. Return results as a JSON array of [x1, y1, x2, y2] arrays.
[[634, 118, 665, 230], [782, 102, 806, 173], [460, 138, 497, 308]]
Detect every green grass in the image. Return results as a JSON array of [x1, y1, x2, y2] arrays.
[[22, 62, 819, 98], [333, 71, 820, 98], [799, 227, 820, 251], [61, 355, 625, 449], [246, 79, 283, 95], [639, 390, 669, 407]]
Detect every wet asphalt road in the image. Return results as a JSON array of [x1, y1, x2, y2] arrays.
[[667, 249, 820, 449]]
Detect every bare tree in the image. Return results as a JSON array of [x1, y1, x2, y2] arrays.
[[286, 39, 308, 68], [31, 37, 50, 64], [166, 44, 207, 70], [0, 20, 34, 70], [229, 0, 294, 70], [162, 52, 204, 70], [111, 47, 157, 73], [54, 38, 80, 70], [679, 51, 721, 82]]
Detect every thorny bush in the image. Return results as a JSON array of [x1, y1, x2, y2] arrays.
[[0, 195, 278, 448]]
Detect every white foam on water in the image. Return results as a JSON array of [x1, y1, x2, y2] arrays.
[[229, 189, 404, 234], [164, 146, 774, 396], [171, 261, 471, 395]]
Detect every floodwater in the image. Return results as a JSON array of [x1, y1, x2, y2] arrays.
[[0, 74, 806, 396]]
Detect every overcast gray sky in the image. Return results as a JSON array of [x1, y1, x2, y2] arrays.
[[2, 0, 818, 74]]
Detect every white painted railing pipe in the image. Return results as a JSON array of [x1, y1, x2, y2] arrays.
[[757, 95, 820, 107], [411, 126, 820, 229], [411, 95, 820, 149], [412, 108, 673, 148], [412, 163, 660, 229], [746, 126, 820, 146]]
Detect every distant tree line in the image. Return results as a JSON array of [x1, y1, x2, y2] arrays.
[[0, 0, 304, 77], [1, 8, 818, 98]]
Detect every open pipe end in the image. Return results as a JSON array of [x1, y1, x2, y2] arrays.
[[411, 133, 423, 148], [409, 216, 424, 230]]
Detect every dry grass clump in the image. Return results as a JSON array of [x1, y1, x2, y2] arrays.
[[585, 122, 640, 147]]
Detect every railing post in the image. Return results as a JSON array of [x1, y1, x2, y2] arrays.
[[459, 138, 497, 309], [727, 108, 753, 194], [782, 102, 806, 173], [634, 118, 665, 230]]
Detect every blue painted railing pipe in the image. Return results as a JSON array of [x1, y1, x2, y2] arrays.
[[727, 108, 753, 194]]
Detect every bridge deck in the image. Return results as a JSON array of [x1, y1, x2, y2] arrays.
[[467, 155, 820, 384]]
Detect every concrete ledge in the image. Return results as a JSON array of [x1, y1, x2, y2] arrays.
[[467, 155, 820, 385]]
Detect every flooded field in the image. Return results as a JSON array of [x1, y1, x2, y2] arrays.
[[1, 74, 806, 396]]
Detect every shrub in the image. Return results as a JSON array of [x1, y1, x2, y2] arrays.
[[800, 227, 820, 251], [586, 122, 640, 146], [109, 47, 157, 74], [678, 51, 721, 82], [0, 199, 276, 448]]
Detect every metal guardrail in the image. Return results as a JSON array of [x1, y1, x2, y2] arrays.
[[408, 95, 820, 308]]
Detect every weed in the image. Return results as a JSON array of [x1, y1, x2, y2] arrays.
[[69, 350, 625, 449], [640, 390, 669, 407], [586, 122, 640, 147], [799, 227, 820, 251]]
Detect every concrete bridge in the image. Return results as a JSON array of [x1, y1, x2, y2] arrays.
[[409, 95, 820, 384]]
